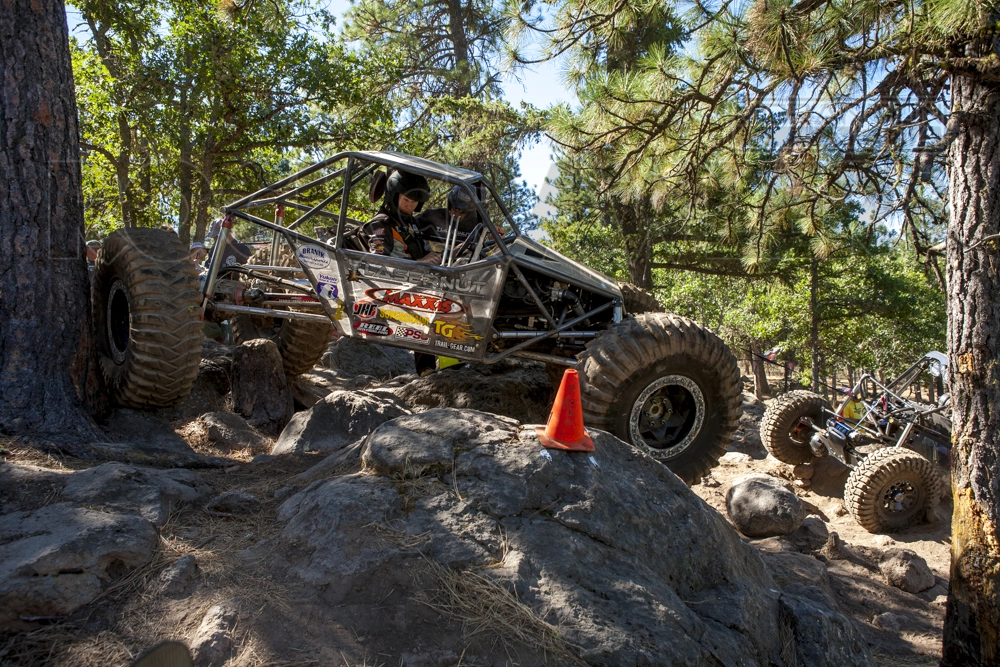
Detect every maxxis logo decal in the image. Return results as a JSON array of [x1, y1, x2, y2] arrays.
[[365, 288, 465, 315]]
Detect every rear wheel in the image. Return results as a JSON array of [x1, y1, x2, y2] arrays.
[[844, 447, 941, 533], [92, 228, 203, 407], [759, 391, 828, 464], [231, 246, 332, 376], [577, 313, 742, 484]]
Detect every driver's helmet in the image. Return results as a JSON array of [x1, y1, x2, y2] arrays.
[[385, 170, 431, 215], [447, 186, 477, 214]]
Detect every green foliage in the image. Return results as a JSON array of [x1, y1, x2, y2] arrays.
[[71, 0, 393, 240]]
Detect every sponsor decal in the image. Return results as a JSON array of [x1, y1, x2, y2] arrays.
[[379, 307, 430, 327], [366, 288, 465, 315], [348, 260, 491, 295], [354, 321, 391, 336], [433, 320, 483, 342], [394, 327, 430, 343], [317, 281, 338, 299], [434, 339, 478, 354], [353, 301, 378, 320], [317, 272, 339, 284], [297, 244, 331, 269]]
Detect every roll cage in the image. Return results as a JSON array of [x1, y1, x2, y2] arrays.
[[201, 151, 622, 367]]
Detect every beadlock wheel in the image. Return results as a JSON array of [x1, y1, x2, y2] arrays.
[[577, 312, 742, 484], [629, 374, 705, 457]]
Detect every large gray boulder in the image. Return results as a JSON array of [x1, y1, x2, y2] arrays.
[[0, 503, 157, 631], [323, 337, 414, 379], [272, 409, 873, 666], [231, 339, 293, 437], [63, 462, 212, 526], [272, 390, 409, 455], [879, 548, 936, 593], [726, 473, 806, 537]]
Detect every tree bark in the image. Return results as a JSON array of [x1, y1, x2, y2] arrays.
[[0, 0, 101, 438], [941, 67, 1000, 664]]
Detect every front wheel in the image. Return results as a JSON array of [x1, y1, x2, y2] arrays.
[[844, 447, 941, 533], [577, 313, 742, 484]]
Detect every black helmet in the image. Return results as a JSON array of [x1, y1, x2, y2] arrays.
[[385, 170, 431, 214], [447, 186, 477, 214]]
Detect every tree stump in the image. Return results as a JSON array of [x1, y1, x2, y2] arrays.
[[231, 339, 293, 437]]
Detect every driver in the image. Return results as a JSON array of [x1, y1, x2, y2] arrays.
[[416, 185, 481, 257], [359, 170, 441, 264]]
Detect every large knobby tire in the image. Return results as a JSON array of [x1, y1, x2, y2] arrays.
[[759, 390, 828, 464], [844, 447, 941, 533], [618, 282, 662, 315], [92, 228, 203, 407], [231, 246, 332, 376], [577, 313, 742, 484]]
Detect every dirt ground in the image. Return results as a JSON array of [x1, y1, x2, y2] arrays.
[[0, 387, 952, 666]]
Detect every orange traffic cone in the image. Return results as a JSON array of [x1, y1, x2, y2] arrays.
[[536, 369, 595, 451]]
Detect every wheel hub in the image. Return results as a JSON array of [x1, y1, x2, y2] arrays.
[[883, 481, 919, 514], [107, 279, 131, 365], [629, 375, 705, 459]]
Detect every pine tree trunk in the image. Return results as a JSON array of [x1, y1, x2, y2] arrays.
[[0, 0, 101, 438], [941, 69, 1000, 665]]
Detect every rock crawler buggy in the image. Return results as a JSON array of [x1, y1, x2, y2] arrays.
[[760, 353, 952, 532], [91, 151, 742, 483]]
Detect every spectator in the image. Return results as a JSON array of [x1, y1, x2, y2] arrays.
[[86, 239, 102, 274], [190, 241, 207, 266]]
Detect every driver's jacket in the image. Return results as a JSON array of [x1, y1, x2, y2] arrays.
[[358, 211, 428, 260]]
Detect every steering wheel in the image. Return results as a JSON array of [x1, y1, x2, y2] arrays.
[[448, 223, 484, 263]]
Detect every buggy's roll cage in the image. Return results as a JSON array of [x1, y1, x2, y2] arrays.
[[201, 151, 620, 367]]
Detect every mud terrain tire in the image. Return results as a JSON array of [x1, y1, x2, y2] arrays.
[[577, 313, 742, 484], [619, 283, 662, 314], [844, 447, 941, 533], [231, 246, 332, 376], [92, 228, 203, 407], [760, 390, 828, 464]]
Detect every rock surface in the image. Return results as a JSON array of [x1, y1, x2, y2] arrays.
[[197, 412, 268, 453], [231, 339, 293, 437], [323, 337, 414, 379], [63, 462, 212, 526], [0, 503, 157, 631], [880, 548, 936, 593], [190, 598, 240, 667], [272, 390, 409, 455], [726, 473, 806, 537], [272, 409, 872, 665], [158, 554, 200, 598], [388, 359, 554, 424]]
